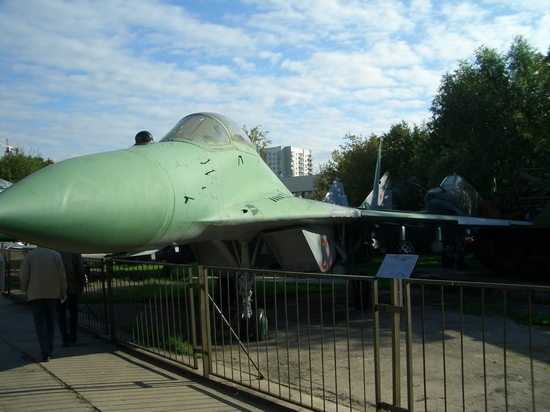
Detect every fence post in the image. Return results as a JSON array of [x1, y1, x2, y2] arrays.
[[198, 265, 211, 377], [391, 278, 401, 407], [106, 259, 116, 343], [187, 266, 199, 369], [373, 278, 382, 407], [404, 281, 414, 412]]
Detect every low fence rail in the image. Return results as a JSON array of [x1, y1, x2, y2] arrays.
[[3, 251, 550, 411]]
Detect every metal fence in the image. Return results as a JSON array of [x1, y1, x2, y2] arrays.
[[4, 251, 550, 411]]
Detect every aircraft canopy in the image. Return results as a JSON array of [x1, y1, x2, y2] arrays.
[[440, 175, 464, 188], [160, 113, 255, 149], [0, 179, 12, 190]]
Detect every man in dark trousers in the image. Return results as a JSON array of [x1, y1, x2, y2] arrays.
[[57, 252, 86, 346], [19, 247, 67, 362]]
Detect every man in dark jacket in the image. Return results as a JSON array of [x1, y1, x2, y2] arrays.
[[57, 252, 86, 346], [19, 247, 67, 362]]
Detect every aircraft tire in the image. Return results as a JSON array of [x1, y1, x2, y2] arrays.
[[253, 308, 268, 341], [231, 310, 268, 341]]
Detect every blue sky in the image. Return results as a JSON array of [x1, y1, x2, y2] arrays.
[[0, 0, 548, 171]]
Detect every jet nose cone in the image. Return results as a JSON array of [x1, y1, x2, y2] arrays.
[[0, 150, 173, 253]]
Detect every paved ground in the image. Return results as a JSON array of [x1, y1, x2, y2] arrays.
[[0, 294, 300, 412]]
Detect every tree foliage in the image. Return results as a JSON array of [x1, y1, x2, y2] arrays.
[[428, 36, 550, 196], [0, 148, 54, 183], [243, 125, 272, 158], [313, 134, 379, 205], [313, 123, 430, 209], [312, 157, 339, 200], [315, 37, 550, 208], [380, 122, 430, 210]]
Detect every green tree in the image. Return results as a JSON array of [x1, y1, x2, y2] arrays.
[[313, 122, 429, 209], [242, 125, 271, 158], [381, 121, 430, 210], [312, 157, 339, 201], [336, 134, 380, 206], [312, 134, 379, 206], [428, 36, 550, 197], [0, 148, 54, 183]]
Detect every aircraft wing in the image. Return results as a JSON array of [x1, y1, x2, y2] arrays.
[[190, 193, 362, 242]]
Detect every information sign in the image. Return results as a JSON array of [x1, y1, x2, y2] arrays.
[[376, 254, 418, 279]]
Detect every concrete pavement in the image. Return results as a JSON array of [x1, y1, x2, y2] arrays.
[[0, 294, 298, 411]]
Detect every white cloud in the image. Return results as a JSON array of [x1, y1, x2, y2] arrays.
[[0, 0, 548, 171], [232, 57, 256, 72]]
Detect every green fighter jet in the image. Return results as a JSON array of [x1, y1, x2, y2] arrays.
[[0, 112, 532, 268], [0, 113, 531, 334]]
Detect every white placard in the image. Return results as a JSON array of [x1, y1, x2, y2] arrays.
[[376, 254, 418, 279]]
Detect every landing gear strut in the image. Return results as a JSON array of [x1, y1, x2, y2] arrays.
[[223, 240, 268, 342], [231, 274, 268, 341]]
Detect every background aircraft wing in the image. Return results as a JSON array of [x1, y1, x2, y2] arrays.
[[359, 209, 532, 228]]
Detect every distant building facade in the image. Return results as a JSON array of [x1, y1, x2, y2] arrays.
[[264, 146, 313, 178], [280, 175, 315, 199]]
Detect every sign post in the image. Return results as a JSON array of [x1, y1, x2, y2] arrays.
[[375, 254, 417, 409]]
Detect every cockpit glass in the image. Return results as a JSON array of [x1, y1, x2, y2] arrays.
[[159, 113, 255, 149], [160, 114, 230, 145], [214, 113, 255, 148], [0, 179, 12, 190], [441, 175, 463, 188]]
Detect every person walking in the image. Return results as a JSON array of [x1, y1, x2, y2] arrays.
[[57, 252, 86, 346], [19, 247, 66, 362]]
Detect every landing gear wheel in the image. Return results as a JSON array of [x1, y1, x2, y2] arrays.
[[232, 309, 268, 341], [252, 308, 268, 341]]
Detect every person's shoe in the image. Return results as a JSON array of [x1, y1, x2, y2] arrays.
[[62, 342, 71, 347], [41, 355, 51, 362], [70, 338, 77, 344]]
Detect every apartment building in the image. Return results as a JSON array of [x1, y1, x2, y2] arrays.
[[263, 146, 313, 178]]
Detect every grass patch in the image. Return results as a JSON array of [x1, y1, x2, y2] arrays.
[[80, 280, 191, 303], [119, 323, 196, 356], [350, 251, 483, 276], [111, 264, 172, 280], [254, 280, 347, 296], [463, 294, 550, 327], [111, 282, 189, 302], [165, 335, 195, 356]]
